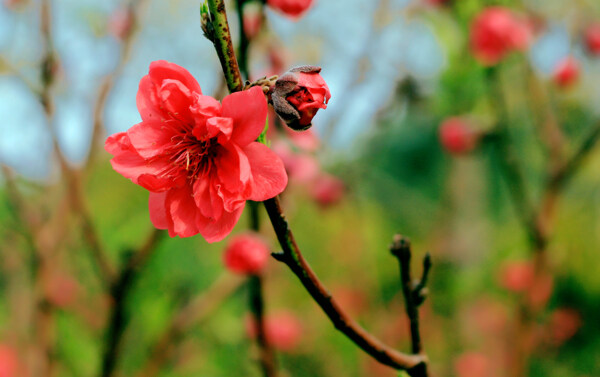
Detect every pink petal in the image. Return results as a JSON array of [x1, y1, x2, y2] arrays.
[[148, 191, 169, 229], [193, 173, 224, 220], [127, 120, 178, 159], [157, 79, 195, 124], [105, 132, 172, 187], [148, 60, 202, 95], [166, 185, 200, 237], [222, 86, 267, 146], [196, 205, 245, 243], [136, 75, 166, 122], [243, 142, 288, 201], [206, 117, 234, 142], [191, 94, 223, 140], [215, 143, 252, 195]]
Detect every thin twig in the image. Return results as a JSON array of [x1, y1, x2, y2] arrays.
[[84, 0, 149, 173], [100, 227, 163, 377], [389, 236, 429, 361], [247, 201, 277, 377], [264, 197, 427, 372]]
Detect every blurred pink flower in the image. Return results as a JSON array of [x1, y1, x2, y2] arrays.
[[470, 7, 531, 65], [45, 274, 79, 308], [285, 127, 320, 152], [108, 7, 133, 40], [266, 0, 314, 20], [105, 61, 287, 242], [498, 261, 534, 292], [247, 311, 303, 351], [0, 345, 19, 377], [553, 57, 580, 88], [549, 308, 582, 345], [454, 352, 490, 377], [585, 23, 600, 56], [439, 117, 478, 155], [310, 173, 345, 207], [243, 6, 262, 39], [223, 233, 270, 275]]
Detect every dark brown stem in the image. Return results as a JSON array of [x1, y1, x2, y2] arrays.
[[248, 202, 277, 377], [134, 274, 245, 377], [264, 197, 427, 372], [100, 228, 163, 377], [390, 236, 424, 355]]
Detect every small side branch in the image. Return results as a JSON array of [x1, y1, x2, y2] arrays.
[[389, 236, 430, 362], [264, 197, 426, 372]]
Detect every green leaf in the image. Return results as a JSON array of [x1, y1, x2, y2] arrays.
[[257, 115, 269, 146]]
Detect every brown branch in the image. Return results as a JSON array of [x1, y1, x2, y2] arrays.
[[264, 197, 427, 372], [84, 0, 149, 173], [135, 274, 245, 377], [389, 236, 430, 364], [100, 227, 163, 377]]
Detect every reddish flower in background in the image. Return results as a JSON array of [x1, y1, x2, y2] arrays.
[[454, 352, 490, 377], [108, 7, 134, 40], [223, 233, 270, 275], [0, 345, 19, 377], [498, 261, 534, 292], [585, 23, 600, 55], [310, 173, 345, 207], [549, 308, 582, 345], [272, 66, 331, 131], [266, 0, 313, 20], [553, 56, 580, 88], [439, 117, 479, 155], [242, 3, 263, 39], [247, 311, 303, 351], [105, 61, 287, 242], [470, 7, 531, 65], [45, 274, 79, 308]]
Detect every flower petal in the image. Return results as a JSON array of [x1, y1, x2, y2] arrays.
[[191, 94, 223, 140], [148, 60, 202, 95], [243, 142, 288, 201], [136, 75, 165, 122], [222, 86, 267, 146], [166, 185, 200, 237], [216, 143, 252, 194], [105, 132, 172, 187], [127, 120, 178, 159], [148, 191, 170, 230], [197, 205, 245, 243], [193, 173, 224, 220]]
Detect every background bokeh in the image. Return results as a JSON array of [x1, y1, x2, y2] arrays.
[[1, 0, 600, 376]]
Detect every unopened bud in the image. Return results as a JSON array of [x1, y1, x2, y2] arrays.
[[271, 66, 331, 131]]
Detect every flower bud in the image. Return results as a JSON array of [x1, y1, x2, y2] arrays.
[[439, 117, 478, 155], [498, 261, 534, 292], [246, 311, 303, 351], [553, 56, 580, 88], [108, 7, 134, 40], [223, 233, 270, 275], [585, 23, 600, 56], [454, 352, 490, 377], [243, 3, 263, 39], [470, 7, 532, 65], [310, 173, 344, 207], [549, 308, 581, 345], [272, 66, 331, 131], [266, 0, 314, 20]]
